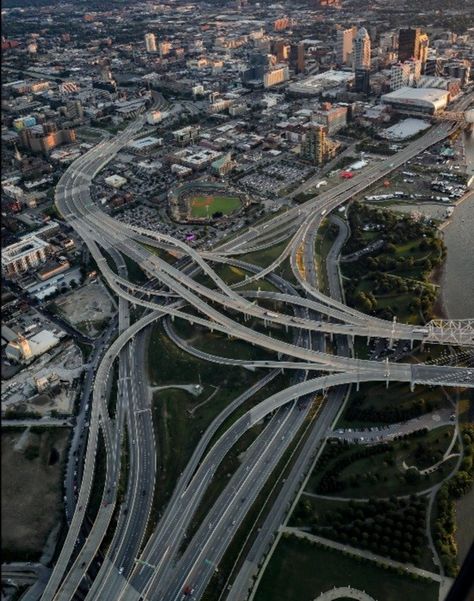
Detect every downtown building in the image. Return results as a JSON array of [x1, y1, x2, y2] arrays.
[[301, 124, 338, 165]]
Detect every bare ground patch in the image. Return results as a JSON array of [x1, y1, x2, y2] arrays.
[[1, 428, 69, 560], [55, 281, 115, 337]]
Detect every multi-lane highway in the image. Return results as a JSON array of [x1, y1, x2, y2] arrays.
[[39, 92, 474, 601]]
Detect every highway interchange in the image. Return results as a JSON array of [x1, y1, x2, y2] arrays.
[[39, 92, 474, 601]]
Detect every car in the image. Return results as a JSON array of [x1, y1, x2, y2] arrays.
[[118, 567, 124, 575]]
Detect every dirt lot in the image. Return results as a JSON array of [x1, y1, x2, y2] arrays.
[[1, 427, 69, 560], [55, 281, 115, 337]]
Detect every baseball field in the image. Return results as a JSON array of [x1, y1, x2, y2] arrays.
[[189, 194, 241, 218]]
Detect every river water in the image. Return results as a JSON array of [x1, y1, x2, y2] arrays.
[[440, 131, 474, 319]]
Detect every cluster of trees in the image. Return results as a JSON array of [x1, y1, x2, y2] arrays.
[[434, 426, 474, 577], [311, 496, 427, 565], [355, 141, 395, 155], [345, 392, 441, 424], [343, 202, 446, 321], [316, 442, 391, 494]]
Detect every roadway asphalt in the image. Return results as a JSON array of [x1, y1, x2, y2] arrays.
[[38, 93, 474, 601]]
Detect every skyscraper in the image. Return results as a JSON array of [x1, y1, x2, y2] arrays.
[[336, 27, 356, 66], [289, 42, 305, 74], [419, 33, 429, 67], [355, 68, 370, 94], [353, 27, 371, 71], [145, 33, 157, 53], [398, 28, 420, 62]]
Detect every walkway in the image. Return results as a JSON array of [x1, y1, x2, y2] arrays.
[[314, 586, 376, 601], [281, 527, 444, 583], [149, 383, 203, 397]]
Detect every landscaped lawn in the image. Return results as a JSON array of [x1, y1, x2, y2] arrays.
[[337, 381, 449, 428], [305, 426, 457, 498], [190, 194, 241, 218], [254, 535, 439, 601]]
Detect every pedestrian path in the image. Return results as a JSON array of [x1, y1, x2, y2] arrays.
[[314, 586, 376, 601]]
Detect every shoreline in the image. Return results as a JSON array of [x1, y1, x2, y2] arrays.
[[438, 189, 473, 232], [432, 188, 473, 319], [431, 262, 448, 320]]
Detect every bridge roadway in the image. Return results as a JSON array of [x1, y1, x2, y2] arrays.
[[44, 250, 134, 601], [57, 201, 474, 365], [59, 149, 474, 349], [81, 247, 309, 601], [55, 120, 473, 354], [129, 286, 315, 601], [227, 212, 351, 601], [42, 94, 472, 600]]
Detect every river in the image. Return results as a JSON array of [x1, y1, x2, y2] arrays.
[[439, 131, 474, 319]]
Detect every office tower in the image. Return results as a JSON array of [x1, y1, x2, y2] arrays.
[[290, 42, 305, 74], [336, 27, 355, 66], [419, 33, 429, 66], [353, 27, 371, 71], [271, 40, 290, 62], [355, 67, 371, 94], [242, 52, 273, 84], [145, 32, 157, 53], [398, 28, 420, 62]]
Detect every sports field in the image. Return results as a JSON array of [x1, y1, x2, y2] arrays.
[[189, 194, 241, 218]]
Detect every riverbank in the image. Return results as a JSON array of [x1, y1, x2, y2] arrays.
[[438, 191, 474, 319]]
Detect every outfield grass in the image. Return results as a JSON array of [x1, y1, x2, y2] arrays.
[[254, 535, 439, 601], [190, 194, 241, 218]]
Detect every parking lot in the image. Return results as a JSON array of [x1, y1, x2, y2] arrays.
[[239, 159, 314, 197]]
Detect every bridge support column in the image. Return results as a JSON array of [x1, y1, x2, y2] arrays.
[[410, 380, 415, 392], [330, 332, 333, 342], [410, 339, 414, 350], [277, 352, 282, 360], [171, 314, 175, 322]]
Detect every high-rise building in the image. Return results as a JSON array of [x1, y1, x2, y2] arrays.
[[263, 65, 289, 88], [289, 42, 305, 74], [353, 27, 371, 71], [398, 28, 420, 62], [301, 124, 338, 165], [145, 32, 157, 53], [336, 27, 356, 66], [419, 33, 429, 66], [242, 52, 274, 84], [355, 67, 371, 94], [271, 40, 290, 62], [159, 41, 172, 58]]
